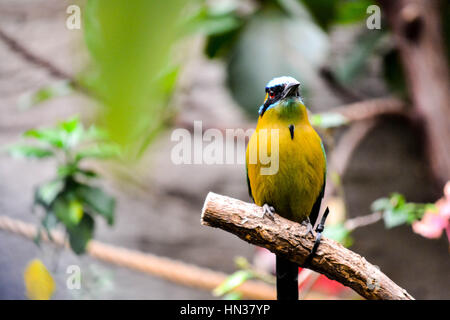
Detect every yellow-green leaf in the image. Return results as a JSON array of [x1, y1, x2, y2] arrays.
[[24, 259, 55, 300]]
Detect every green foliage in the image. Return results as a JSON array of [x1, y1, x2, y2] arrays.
[[301, 0, 375, 30], [196, 0, 390, 117], [334, 0, 374, 25], [7, 145, 54, 159], [222, 292, 243, 300], [81, 0, 187, 158], [311, 112, 349, 129], [323, 223, 353, 247], [213, 270, 253, 297], [67, 214, 95, 255], [6, 116, 118, 254], [18, 80, 73, 110], [371, 193, 432, 228], [189, 3, 245, 58], [300, 0, 339, 30], [213, 256, 275, 300]]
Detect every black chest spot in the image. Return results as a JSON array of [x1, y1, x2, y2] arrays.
[[288, 124, 295, 140]]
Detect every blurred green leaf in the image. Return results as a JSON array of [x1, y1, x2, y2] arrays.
[[9, 115, 116, 256], [76, 185, 115, 225], [35, 180, 64, 207], [33, 227, 42, 246], [76, 169, 99, 179], [311, 113, 349, 128], [389, 193, 406, 208], [83, 0, 186, 157], [59, 117, 81, 134], [75, 144, 121, 162], [205, 30, 242, 59], [335, 0, 374, 24], [58, 164, 99, 179], [7, 145, 54, 159], [64, 118, 85, 148], [20, 117, 84, 151], [213, 270, 253, 296], [57, 164, 77, 178], [383, 208, 409, 228], [371, 194, 409, 228], [67, 214, 94, 255], [41, 212, 58, 241], [190, 4, 244, 58], [300, 0, 338, 30], [82, 125, 109, 142], [157, 65, 181, 95], [223, 292, 243, 300], [24, 128, 65, 149], [323, 223, 353, 247], [18, 80, 73, 110], [190, 6, 242, 36], [53, 196, 84, 228], [371, 193, 430, 228], [370, 197, 391, 212]]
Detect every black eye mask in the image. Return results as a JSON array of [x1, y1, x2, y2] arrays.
[[259, 85, 284, 117]]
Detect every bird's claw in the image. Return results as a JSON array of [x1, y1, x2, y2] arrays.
[[262, 204, 276, 220], [302, 219, 316, 237]]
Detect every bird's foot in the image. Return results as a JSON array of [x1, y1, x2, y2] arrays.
[[303, 207, 330, 267], [262, 204, 276, 220], [302, 218, 316, 237]]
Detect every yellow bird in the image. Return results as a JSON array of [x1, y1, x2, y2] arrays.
[[246, 76, 327, 300]]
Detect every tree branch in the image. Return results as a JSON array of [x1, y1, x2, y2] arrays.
[[201, 192, 414, 300], [326, 97, 407, 122], [0, 27, 94, 98]]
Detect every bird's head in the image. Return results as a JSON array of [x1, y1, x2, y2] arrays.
[[258, 76, 302, 117]]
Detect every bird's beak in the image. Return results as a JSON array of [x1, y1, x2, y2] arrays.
[[282, 82, 300, 99]]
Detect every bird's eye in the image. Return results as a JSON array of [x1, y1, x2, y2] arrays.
[[269, 91, 275, 99]]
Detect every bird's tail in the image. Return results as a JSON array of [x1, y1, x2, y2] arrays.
[[276, 255, 299, 300], [275, 202, 322, 300]]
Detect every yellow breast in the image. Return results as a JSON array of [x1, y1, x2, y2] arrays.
[[246, 101, 325, 223]]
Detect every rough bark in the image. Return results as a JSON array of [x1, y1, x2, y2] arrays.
[[201, 192, 415, 300]]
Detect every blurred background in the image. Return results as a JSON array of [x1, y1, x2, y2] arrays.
[[0, 0, 449, 299]]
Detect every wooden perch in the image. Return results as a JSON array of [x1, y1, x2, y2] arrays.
[[201, 192, 414, 300]]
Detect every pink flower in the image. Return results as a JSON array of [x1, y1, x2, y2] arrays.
[[253, 248, 276, 274], [436, 181, 450, 220], [446, 224, 450, 243], [444, 181, 450, 199], [436, 198, 450, 220], [412, 210, 448, 239]]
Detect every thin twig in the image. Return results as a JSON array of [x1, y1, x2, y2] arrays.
[[0, 27, 94, 97], [319, 67, 365, 103], [345, 211, 383, 231]]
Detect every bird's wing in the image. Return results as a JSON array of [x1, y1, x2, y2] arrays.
[[309, 141, 327, 226], [309, 178, 325, 226]]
